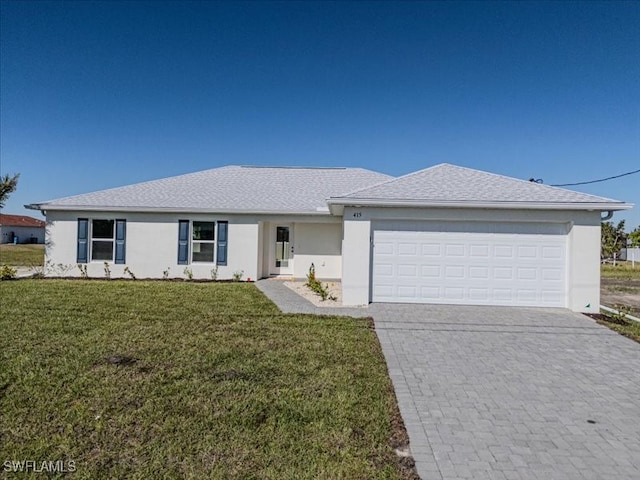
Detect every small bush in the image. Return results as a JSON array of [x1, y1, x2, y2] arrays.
[[232, 270, 244, 282], [0, 264, 17, 280], [162, 268, 170, 280], [77, 264, 88, 279], [103, 262, 111, 279], [183, 267, 193, 281], [210, 267, 218, 281], [124, 266, 137, 280], [305, 264, 336, 301], [605, 304, 633, 324]]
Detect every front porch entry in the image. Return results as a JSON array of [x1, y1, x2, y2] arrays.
[[268, 223, 294, 276]]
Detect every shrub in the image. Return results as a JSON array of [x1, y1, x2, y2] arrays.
[[305, 263, 336, 302], [103, 262, 111, 279], [0, 265, 17, 281], [210, 267, 218, 281], [77, 264, 88, 279], [183, 267, 193, 281], [232, 270, 244, 282], [123, 266, 137, 280], [162, 267, 170, 280]]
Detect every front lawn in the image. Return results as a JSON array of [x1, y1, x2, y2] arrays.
[[0, 244, 45, 266], [593, 312, 640, 343], [0, 281, 413, 479], [601, 262, 640, 280]]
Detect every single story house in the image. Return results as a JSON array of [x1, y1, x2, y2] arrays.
[[26, 163, 632, 312], [0, 213, 46, 244]]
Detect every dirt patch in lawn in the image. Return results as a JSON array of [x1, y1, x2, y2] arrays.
[[600, 277, 640, 315]]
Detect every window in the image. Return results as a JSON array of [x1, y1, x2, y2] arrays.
[[91, 219, 115, 261], [77, 218, 126, 264], [192, 221, 215, 263], [178, 220, 228, 265]]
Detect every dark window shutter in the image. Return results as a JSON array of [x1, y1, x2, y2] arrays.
[[115, 219, 126, 264], [178, 220, 189, 265], [77, 218, 89, 263], [217, 221, 228, 266]]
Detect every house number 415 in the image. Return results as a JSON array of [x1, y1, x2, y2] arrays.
[[353, 212, 362, 218]]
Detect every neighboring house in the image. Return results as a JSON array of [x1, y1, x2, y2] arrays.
[[0, 213, 46, 244], [26, 164, 632, 312], [620, 248, 640, 262]]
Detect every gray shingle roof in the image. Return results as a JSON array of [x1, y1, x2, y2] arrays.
[[30, 163, 630, 214], [329, 163, 629, 208], [32, 165, 393, 214]]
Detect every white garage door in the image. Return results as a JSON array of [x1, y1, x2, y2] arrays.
[[372, 221, 567, 307]]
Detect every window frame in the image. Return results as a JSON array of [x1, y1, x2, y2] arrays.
[[191, 221, 216, 264], [90, 219, 116, 262]]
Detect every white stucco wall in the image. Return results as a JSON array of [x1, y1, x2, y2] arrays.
[[292, 223, 342, 279], [44, 212, 343, 282], [0, 226, 45, 244], [341, 206, 603, 312], [44, 211, 261, 280]]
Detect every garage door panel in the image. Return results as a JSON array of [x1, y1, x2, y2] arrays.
[[470, 244, 489, 257], [468, 288, 489, 301], [445, 244, 465, 256], [372, 224, 567, 307], [376, 242, 395, 255], [421, 265, 441, 277], [397, 286, 417, 298], [398, 243, 417, 255], [398, 264, 418, 277], [375, 263, 394, 277], [419, 286, 440, 299], [421, 244, 441, 256], [445, 265, 465, 279], [493, 267, 514, 280], [517, 267, 537, 280], [469, 266, 489, 279], [542, 268, 562, 281]]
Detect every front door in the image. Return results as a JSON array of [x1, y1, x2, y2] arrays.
[[272, 224, 293, 275]]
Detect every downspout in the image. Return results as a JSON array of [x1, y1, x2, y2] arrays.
[[601, 211, 613, 221]]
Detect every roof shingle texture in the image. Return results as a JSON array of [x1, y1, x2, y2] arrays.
[[0, 213, 45, 227], [335, 163, 622, 204], [37, 166, 393, 213]]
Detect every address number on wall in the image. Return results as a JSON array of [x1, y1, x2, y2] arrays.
[[353, 212, 362, 218]]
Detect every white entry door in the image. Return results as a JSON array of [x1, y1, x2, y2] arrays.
[[372, 221, 567, 307], [271, 224, 294, 275]]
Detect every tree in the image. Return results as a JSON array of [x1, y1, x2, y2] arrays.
[[601, 220, 626, 260], [629, 226, 640, 248], [0, 173, 20, 209]]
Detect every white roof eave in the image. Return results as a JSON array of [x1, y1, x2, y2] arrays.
[[326, 198, 634, 215], [25, 203, 336, 216]]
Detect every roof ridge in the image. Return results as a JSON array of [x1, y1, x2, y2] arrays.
[[330, 163, 450, 198], [240, 165, 348, 170]]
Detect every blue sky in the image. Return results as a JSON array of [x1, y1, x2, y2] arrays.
[[1, 1, 638, 228]]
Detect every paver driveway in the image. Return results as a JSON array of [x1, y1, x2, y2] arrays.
[[255, 281, 640, 480], [374, 304, 640, 480]]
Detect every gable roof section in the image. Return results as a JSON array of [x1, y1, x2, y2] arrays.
[[27, 165, 393, 214], [0, 213, 46, 228], [328, 163, 632, 212]]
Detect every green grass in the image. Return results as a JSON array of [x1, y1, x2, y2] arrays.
[[595, 312, 640, 343], [0, 280, 410, 479], [601, 262, 640, 280], [0, 244, 45, 266]]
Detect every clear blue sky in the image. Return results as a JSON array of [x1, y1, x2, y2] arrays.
[[1, 1, 638, 228]]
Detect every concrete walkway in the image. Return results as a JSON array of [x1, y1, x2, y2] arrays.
[[256, 279, 640, 480]]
